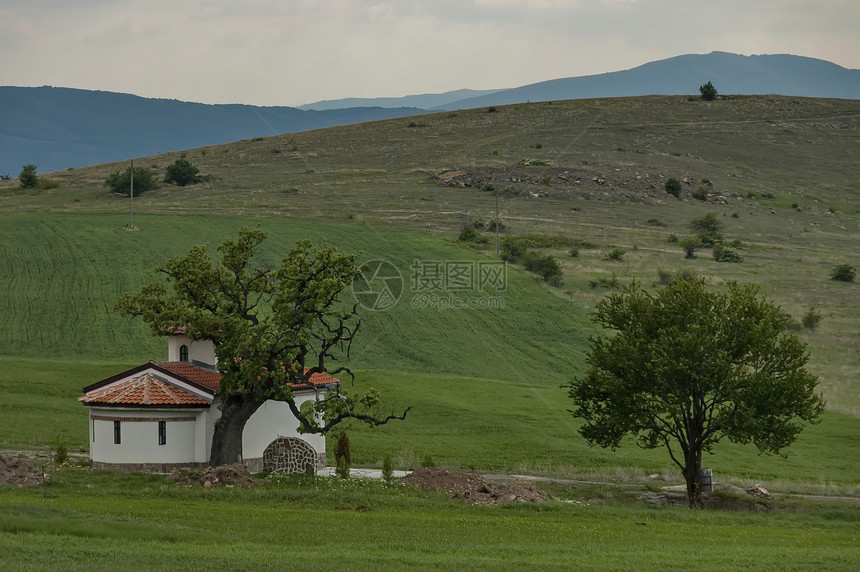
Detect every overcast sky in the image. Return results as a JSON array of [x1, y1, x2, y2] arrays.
[[2, 0, 858, 107]]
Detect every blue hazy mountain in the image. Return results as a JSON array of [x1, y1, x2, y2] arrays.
[[2, 52, 857, 175], [0, 87, 428, 174]]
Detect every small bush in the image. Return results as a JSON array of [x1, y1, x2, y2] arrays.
[[481, 182, 495, 192], [39, 178, 61, 190], [487, 106, 497, 113], [334, 431, 351, 479], [691, 187, 709, 201], [589, 275, 619, 289], [523, 252, 563, 285], [679, 235, 702, 259], [500, 238, 527, 262], [667, 233, 679, 243], [802, 308, 822, 331], [520, 158, 552, 166], [674, 268, 699, 283], [381, 454, 395, 484], [54, 440, 68, 465], [690, 213, 724, 242], [647, 218, 666, 227], [656, 268, 673, 285], [830, 264, 856, 282], [665, 178, 682, 197], [712, 244, 743, 263], [420, 453, 436, 468], [104, 166, 157, 196], [604, 247, 626, 261], [457, 227, 488, 245], [19, 164, 38, 188], [569, 247, 580, 258], [164, 159, 201, 187]]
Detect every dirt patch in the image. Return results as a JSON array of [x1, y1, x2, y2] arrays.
[[168, 463, 259, 488], [398, 467, 550, 505], [0, 455, 43, 486]]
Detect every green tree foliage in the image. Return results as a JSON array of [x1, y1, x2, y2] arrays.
[[19, 164, 38, 189], [664, 177, 682, 197], [334, 430, 351, 479], [115, 228, 410, 466], [699, 81, 718, 101], [523, 252, 563, 286], [679, 235, 702, 259], [568, 280, 824, 507], [104, 166, 157, 196], [381, 453, 395, 483], [689, 212, 724, 244], [712, 244, 743, 263], [164, 158, 201, 186], [829, 263, 856, 282]]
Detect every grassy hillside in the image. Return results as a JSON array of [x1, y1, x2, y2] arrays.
[[0, 95, 857, 486]]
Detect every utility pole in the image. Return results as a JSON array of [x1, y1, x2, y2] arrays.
[[495, 191, 500, 256], [128, 159, 134, 230]]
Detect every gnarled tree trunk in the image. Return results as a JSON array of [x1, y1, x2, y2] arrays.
[[683, 448, 703, 508], [208, 394, 266, 466]]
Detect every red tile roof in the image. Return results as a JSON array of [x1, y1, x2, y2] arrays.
[[78, 373, 211, 407], [155, 361, 222, 391]]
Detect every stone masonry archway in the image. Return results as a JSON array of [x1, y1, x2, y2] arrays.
[[262, 436, 319, 474]]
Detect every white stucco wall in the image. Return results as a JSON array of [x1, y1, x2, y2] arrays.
[[241, 392, 326, 459], [167, 335, 217, 366], [88, 408, 206, 464]]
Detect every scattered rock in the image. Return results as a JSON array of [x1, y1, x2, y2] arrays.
[[398, 467, 550, 505], [169, 463, 259, 487], [744, 484, 771, 499], [0, 455, 43, 486]]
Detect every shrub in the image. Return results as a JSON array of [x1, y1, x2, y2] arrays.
[[665, 178, 682, 197], [689, 213, 724, 243], [679, 235, 702, 259], [54, 440, 68, 465], [523, 252, 563, 285], [420, 453, 436, 468], [691, 187, 709, 201], [164, 159, 201, 186], [520, 158, 552, 166], [500, 238, 527, 262], [39, 178, 61, 190], [590, 274, 619, 289], [802, 308, 822, 331], [667, 233, 679, 243], [656, 268, 673, 286], [830, 264, 856, 282], [699, 81, 718, 101], [647, 218, 666, 227], [457, 227, 488, 245], [334, 430, 351, 479], [19, 164, 38, 188], [104, 166, 157, 196], [604, 247, 626, 261], [569, 247, 580, 258], [712, 244, 743, 263], [381, 454, 395, 484]]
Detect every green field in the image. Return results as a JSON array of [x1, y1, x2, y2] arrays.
[[1, 95, 858, 568]]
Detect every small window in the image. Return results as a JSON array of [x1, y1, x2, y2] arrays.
[[158, 421, 167, 446], [114, 420, 121, 444], [179, 345, 189, 362]]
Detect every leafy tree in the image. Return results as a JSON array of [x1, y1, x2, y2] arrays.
[[679, 235, 702, 259], [568, 280, 824, 507], [829, 263, 855, 282], [115, 227, 410, 466], [689, 212, 723, 244], [523, 252, 563, 285], [19, 164, 38, 189], [164, 158, 201, 186], [665, 177, 682, 197], [699, 81, 718, 101], [334, 430, 351, 479], [104, 166, 157, 196], [712, 244, 743, 263]]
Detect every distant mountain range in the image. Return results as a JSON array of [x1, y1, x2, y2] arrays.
[[2, 51, 858, 175]]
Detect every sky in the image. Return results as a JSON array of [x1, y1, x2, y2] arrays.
[[2, 0, 858, 107]]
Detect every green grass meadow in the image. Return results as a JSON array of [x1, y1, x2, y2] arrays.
[[0, 95, 858, 568]]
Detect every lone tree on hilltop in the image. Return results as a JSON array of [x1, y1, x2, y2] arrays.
[[116, 227, 410, 466], [699, 81, 718, 101], [568, 279, 823, 508], [19, 164, 38, 189]]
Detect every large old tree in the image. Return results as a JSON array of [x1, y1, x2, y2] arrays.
[[116, 228, 409, 466], [568, 279, 824, 507]]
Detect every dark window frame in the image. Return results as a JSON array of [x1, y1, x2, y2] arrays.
[[158, 420, 167, 446], [114, 420, 121, 444], [179, 344, 189, 362]]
